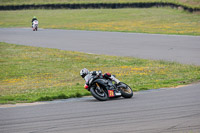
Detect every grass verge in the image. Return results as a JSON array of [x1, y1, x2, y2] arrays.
[[0, 8, 200, 35], [0, 42, 200, 104]]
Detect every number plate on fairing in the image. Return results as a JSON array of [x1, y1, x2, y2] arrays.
[[108, 90, 115, 97], [108, 90, 121, 97]]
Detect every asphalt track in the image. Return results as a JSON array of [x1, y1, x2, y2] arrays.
[[0, 28, 200, 133], [0, 28, 200, 65]]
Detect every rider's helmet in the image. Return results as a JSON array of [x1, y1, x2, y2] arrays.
[[33, 16, 37, 20], [80, 68, 89, 78]]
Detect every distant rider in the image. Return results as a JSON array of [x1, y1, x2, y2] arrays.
[[80, 68, 120, 89], [31, 16, 38, 27]]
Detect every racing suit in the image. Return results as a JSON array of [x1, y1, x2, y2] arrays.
[[83, 71, 120, 89], [31, 18, 37, 27]]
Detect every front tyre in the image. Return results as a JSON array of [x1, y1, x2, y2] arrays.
[[119, 82, 133, 98], [90, 86, 109, 101]]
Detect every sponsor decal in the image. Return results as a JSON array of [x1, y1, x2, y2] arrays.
[[115, 92, 121, 96]]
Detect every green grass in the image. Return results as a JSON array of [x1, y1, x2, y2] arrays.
[[0, 8, 200, 35], [0, 0, 200, 8], [0, 42, 200, 104]]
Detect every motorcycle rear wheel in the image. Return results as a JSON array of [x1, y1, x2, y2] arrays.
[[90, 86, 109, 101], [119, 82, 133, 98]]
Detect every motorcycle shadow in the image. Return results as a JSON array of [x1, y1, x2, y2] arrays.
[[83, 96, 133, 102]]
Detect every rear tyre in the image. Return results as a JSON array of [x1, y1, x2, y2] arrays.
[[119, 82, 133, 98], [90, 86, 108, 101]]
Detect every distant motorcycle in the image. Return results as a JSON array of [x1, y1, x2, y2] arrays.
[[32, 20, 38, 31], [84, 71, 133, 101]]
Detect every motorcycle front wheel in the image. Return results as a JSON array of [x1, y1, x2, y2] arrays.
[[119, 82, 133, 98], [90, 86, 109, 101]]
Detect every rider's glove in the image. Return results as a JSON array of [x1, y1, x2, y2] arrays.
[[84, 84, 89, 89]]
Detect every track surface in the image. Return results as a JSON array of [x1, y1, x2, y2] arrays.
[[0, 28, 200, 133], [0, 84, 200, 133], [0, 28, 200, 65]]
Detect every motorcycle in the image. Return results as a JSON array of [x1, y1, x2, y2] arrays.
[[84, 71, 133, 101], [32, 20, 38, 31]]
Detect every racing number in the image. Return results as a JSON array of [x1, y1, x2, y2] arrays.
[[108, 90, 114, 97]]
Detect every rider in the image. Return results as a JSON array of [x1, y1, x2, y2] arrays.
[[80, 68, 120, 89], [31, 16, 38, 27]]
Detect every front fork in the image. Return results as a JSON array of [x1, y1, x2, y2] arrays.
[[96, 83, 102, 91]]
